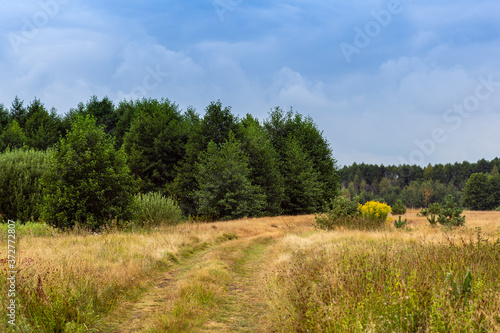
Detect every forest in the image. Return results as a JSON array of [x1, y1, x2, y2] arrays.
[[1, 95, 499, 230], [339, 159, 500, 209], [0, 96, 339, 228]]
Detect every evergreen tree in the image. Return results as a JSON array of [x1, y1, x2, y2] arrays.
[[170, 101, 237, 215], [280, 136, 322, 214], [123, 98, 187, 193], [195, 133, 266, 220], [9, 96, 27, 128], [462, 173, 491, 210], [239, 115, 284, 216], [24, 99, 62, 150]]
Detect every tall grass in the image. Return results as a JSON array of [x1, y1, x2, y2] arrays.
[[265, 233, 500, 332]]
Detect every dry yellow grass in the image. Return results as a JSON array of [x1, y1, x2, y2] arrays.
[[1, 211, 499, 332]]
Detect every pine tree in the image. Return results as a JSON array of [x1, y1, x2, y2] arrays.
[[195, 133, 266, 220]]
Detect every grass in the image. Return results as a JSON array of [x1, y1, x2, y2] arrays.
[[264, 210, 500, 332], [0, 211, 499, 332]]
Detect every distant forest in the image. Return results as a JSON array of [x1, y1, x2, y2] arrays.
[[339, 159, 500, 208]]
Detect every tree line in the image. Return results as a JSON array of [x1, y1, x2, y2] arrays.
[[0, 96, 340, 227], [339, 160, 500, 209]]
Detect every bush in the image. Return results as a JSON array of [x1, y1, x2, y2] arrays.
[[437, 195, 465, 227], [391, 199, 407, 215], [419, 196, 465, 227], [358, 200, 392, 228], [41, 115, 136, 230], [393, 216, 408, 229], [0, 149, 48, 222], [133, 192, 182, 226], [315, 196, 360, 230], [419, 203, 442, 226], [495, 206, 500, 212]]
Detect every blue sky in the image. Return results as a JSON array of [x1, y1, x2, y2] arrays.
[[1, 0, 500, 166]]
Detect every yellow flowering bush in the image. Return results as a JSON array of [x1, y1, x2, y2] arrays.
[[358, 201, 392, 224]]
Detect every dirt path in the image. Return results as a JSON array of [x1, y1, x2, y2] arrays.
[[99, 236, 276, 332], [199, 237, 275, 332], [98, 216, 314, 332]]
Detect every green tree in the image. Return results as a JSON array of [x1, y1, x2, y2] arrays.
[[170, 101, 237, 215], [41, 115, 136, 230], [280, 136, 322, 214], [0, 104, 9, 129], [195, 134, 266, 220], [238, 115, 284, 216], [0, 149, 48, 222], [462, 173, 491, 210], [24, 99, 62, 150], [9, 96, 28, 127], [264, 107, 340, 207], [83, 95, 117, 135], [123, 98, 188, 193], [0, 121, 27, 152]]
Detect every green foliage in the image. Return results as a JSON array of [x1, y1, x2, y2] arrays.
[[264, 107, 340, 208], [170, 101, 237, 216], [462, 173, 491, 210], [419, 203, 442, 226], [315, 195, 360, 230], [133, 192, 182, 226], [238, 115, 285, 216], [24, 99, 62, 150], [194, 134, 266, 220], [420, 196, 465, 227], [391, 199, 407, 215], [393, 216, 408, 229], [0, 149, 48, 222], [41, 115, 136, 230], [445, 268, 473, 300], [123, 98, 188, 193], [437, 195, 465, 227], [496, 206, 500, 212], [280, 136, 322, 214], [0, 120, 27, 152]]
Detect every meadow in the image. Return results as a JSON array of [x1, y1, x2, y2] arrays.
[[1, 210, 499, 332]]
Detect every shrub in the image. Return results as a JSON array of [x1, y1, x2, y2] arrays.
[[133, 192, 182, 226], [437, 195, 465, 227], [391, 199, 407, 215], [495, 206, 500, 212], [419, 196, 465, 227], [358, 200, 392, 223], [394, 216, 408, 229], [0, 149, 48, 222], [419, 203, 442, 226], [315, 196, 360, 230], [41, 115, 136, 230]]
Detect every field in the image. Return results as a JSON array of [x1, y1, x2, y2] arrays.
[[1, 210, 500, 332]]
